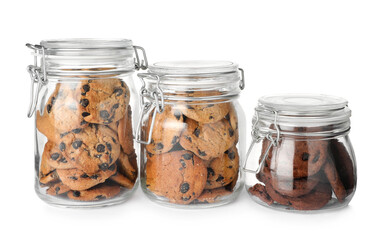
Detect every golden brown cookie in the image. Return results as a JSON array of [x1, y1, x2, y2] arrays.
[[57, 164, 116, 191], [46, 182, 71, 196], [110, 172, 134, 189], [39, 170, 59, 185], [40, 143, 55, 178], [145, 105, 185, 154], [175, 91, 231, 123], [43, 141, 74, 169], [205, 146, 239, 189], [117, 105, 135, 155], [67, 184, 121, 201], [79, 79, 130, 124], [248, 183, 274, 205], [60, 124, 120, 175], [146, 150, 207, 204], [44, 83, 87, 133], [116, 151, 137, 182], [36, 110, 61, 143], [193, 187, 232, 204], [180, 118, 236, 161], [225, 104, 239, 143]]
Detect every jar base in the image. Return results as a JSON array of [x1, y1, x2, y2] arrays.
[[35, 181, 139, 208], [246, 186, 355, 214], [141, 181, 243, 209]]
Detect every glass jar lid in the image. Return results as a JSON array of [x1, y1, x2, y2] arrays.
[[254, 94, 352, 136]]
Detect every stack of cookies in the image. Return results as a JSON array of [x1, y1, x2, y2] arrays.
[[144, 94, 240, 205], [37, 78, 137, 201], [249, 137, 355, 210]]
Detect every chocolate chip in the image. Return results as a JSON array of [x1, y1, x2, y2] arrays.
[[228, 128, 234, 137], [113, 88, 123, 96], [302, 153, 310, 161], [47, 104, 52, 113], [82, 84, 90, 92], [225, 114, 230, 121], [187, 105, 194, 110], [50, 153, 60, 160], [72, 128, 82, 134], [108, 164, 115, 171], [80, 173, 89, 178], [95, 195, 105, 200], [216, 175, 224, 182], [90, 175, 98, 179], [55, 186, 60, 194], [73, 191, 80, 197], [147, 152, 154, 158], [94, 154, 102, 158], [80, 99, 89, 107], [111, 137, 117, 143], [228, 151, 236, 160], [209, 116, 214, 119], [69, 176, 78, 180], [180, 159, 186, 168], [72, 140, 83, 149], [174, 111, 182, 120], [207, 167, 215, 178], [59, 157, 67, 163], [180, 182, 190, 193], [181, 196, 192, 201], [193, 128, 200, 137], [312, 152, 320, 163], [96, 144, 105, 153], [99, 163, 109, 171], [156, 143, 164, 150], [100, 110, 109, 119], [80, 120, 88, 125], [185, 136, 192, 142], [171, 136, 179, 145], [82, 112, 90, 117], [112, 103, 119, 109], [59, 142, 66, 151], [182, 153, 193, 160], [109, 155, 114, 164], [198, 149, 207, 156], [106, 143, 112, 151]]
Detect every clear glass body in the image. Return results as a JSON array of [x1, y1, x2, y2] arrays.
[[139, 92, 245, 208], [245, 125, 357, 212], [35, 71, 139, 207]]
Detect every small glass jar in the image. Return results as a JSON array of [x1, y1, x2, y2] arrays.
[[26, 39, 148, 207], [244, 94, 357, 211], [136, 61, 246, 208]]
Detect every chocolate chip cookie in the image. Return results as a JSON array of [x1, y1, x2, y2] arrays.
[[60, 124, 121, 175], [146, 150, 207, 204], [79, 78, 130, 124], [145, 105, 185, 154], [57, 164, 117, 191], [67, 184, 121, 201], [193, 187, 232, 204], [205, 146, 239, 189], [117, 105, 135, 155], [43, 141, 74, 169], [180, 118, 236, 161]]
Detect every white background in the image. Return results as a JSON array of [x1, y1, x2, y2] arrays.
[[0, 0, 385, 239]]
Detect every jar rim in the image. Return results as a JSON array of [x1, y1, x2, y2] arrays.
[[148, 60, 239, 75], [40, 38, 133, 50]]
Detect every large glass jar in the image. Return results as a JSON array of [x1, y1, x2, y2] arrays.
[[26, 39, 148, 207], [245, 94, 357, 211], [136, 61, 246, 208]]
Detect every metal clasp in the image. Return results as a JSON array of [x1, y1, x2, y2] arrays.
[[26, 43, 47, 118], [135, 73, 164, 144], [243, 110, 281, 181], [238, 68, 245, 90], [133, 45, 148, 70]]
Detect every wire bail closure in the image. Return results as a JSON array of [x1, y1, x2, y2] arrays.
[[238, 68, 245, 90], [26, 43, 48, 118], [135, 73, 165, 145], [243, 110, 281, 179], [133, 46, 148, 70]]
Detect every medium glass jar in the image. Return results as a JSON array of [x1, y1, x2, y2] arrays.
[[244, 94, 357, 211], [26, 39, 147, 207], [136, 61, 246, 208]]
